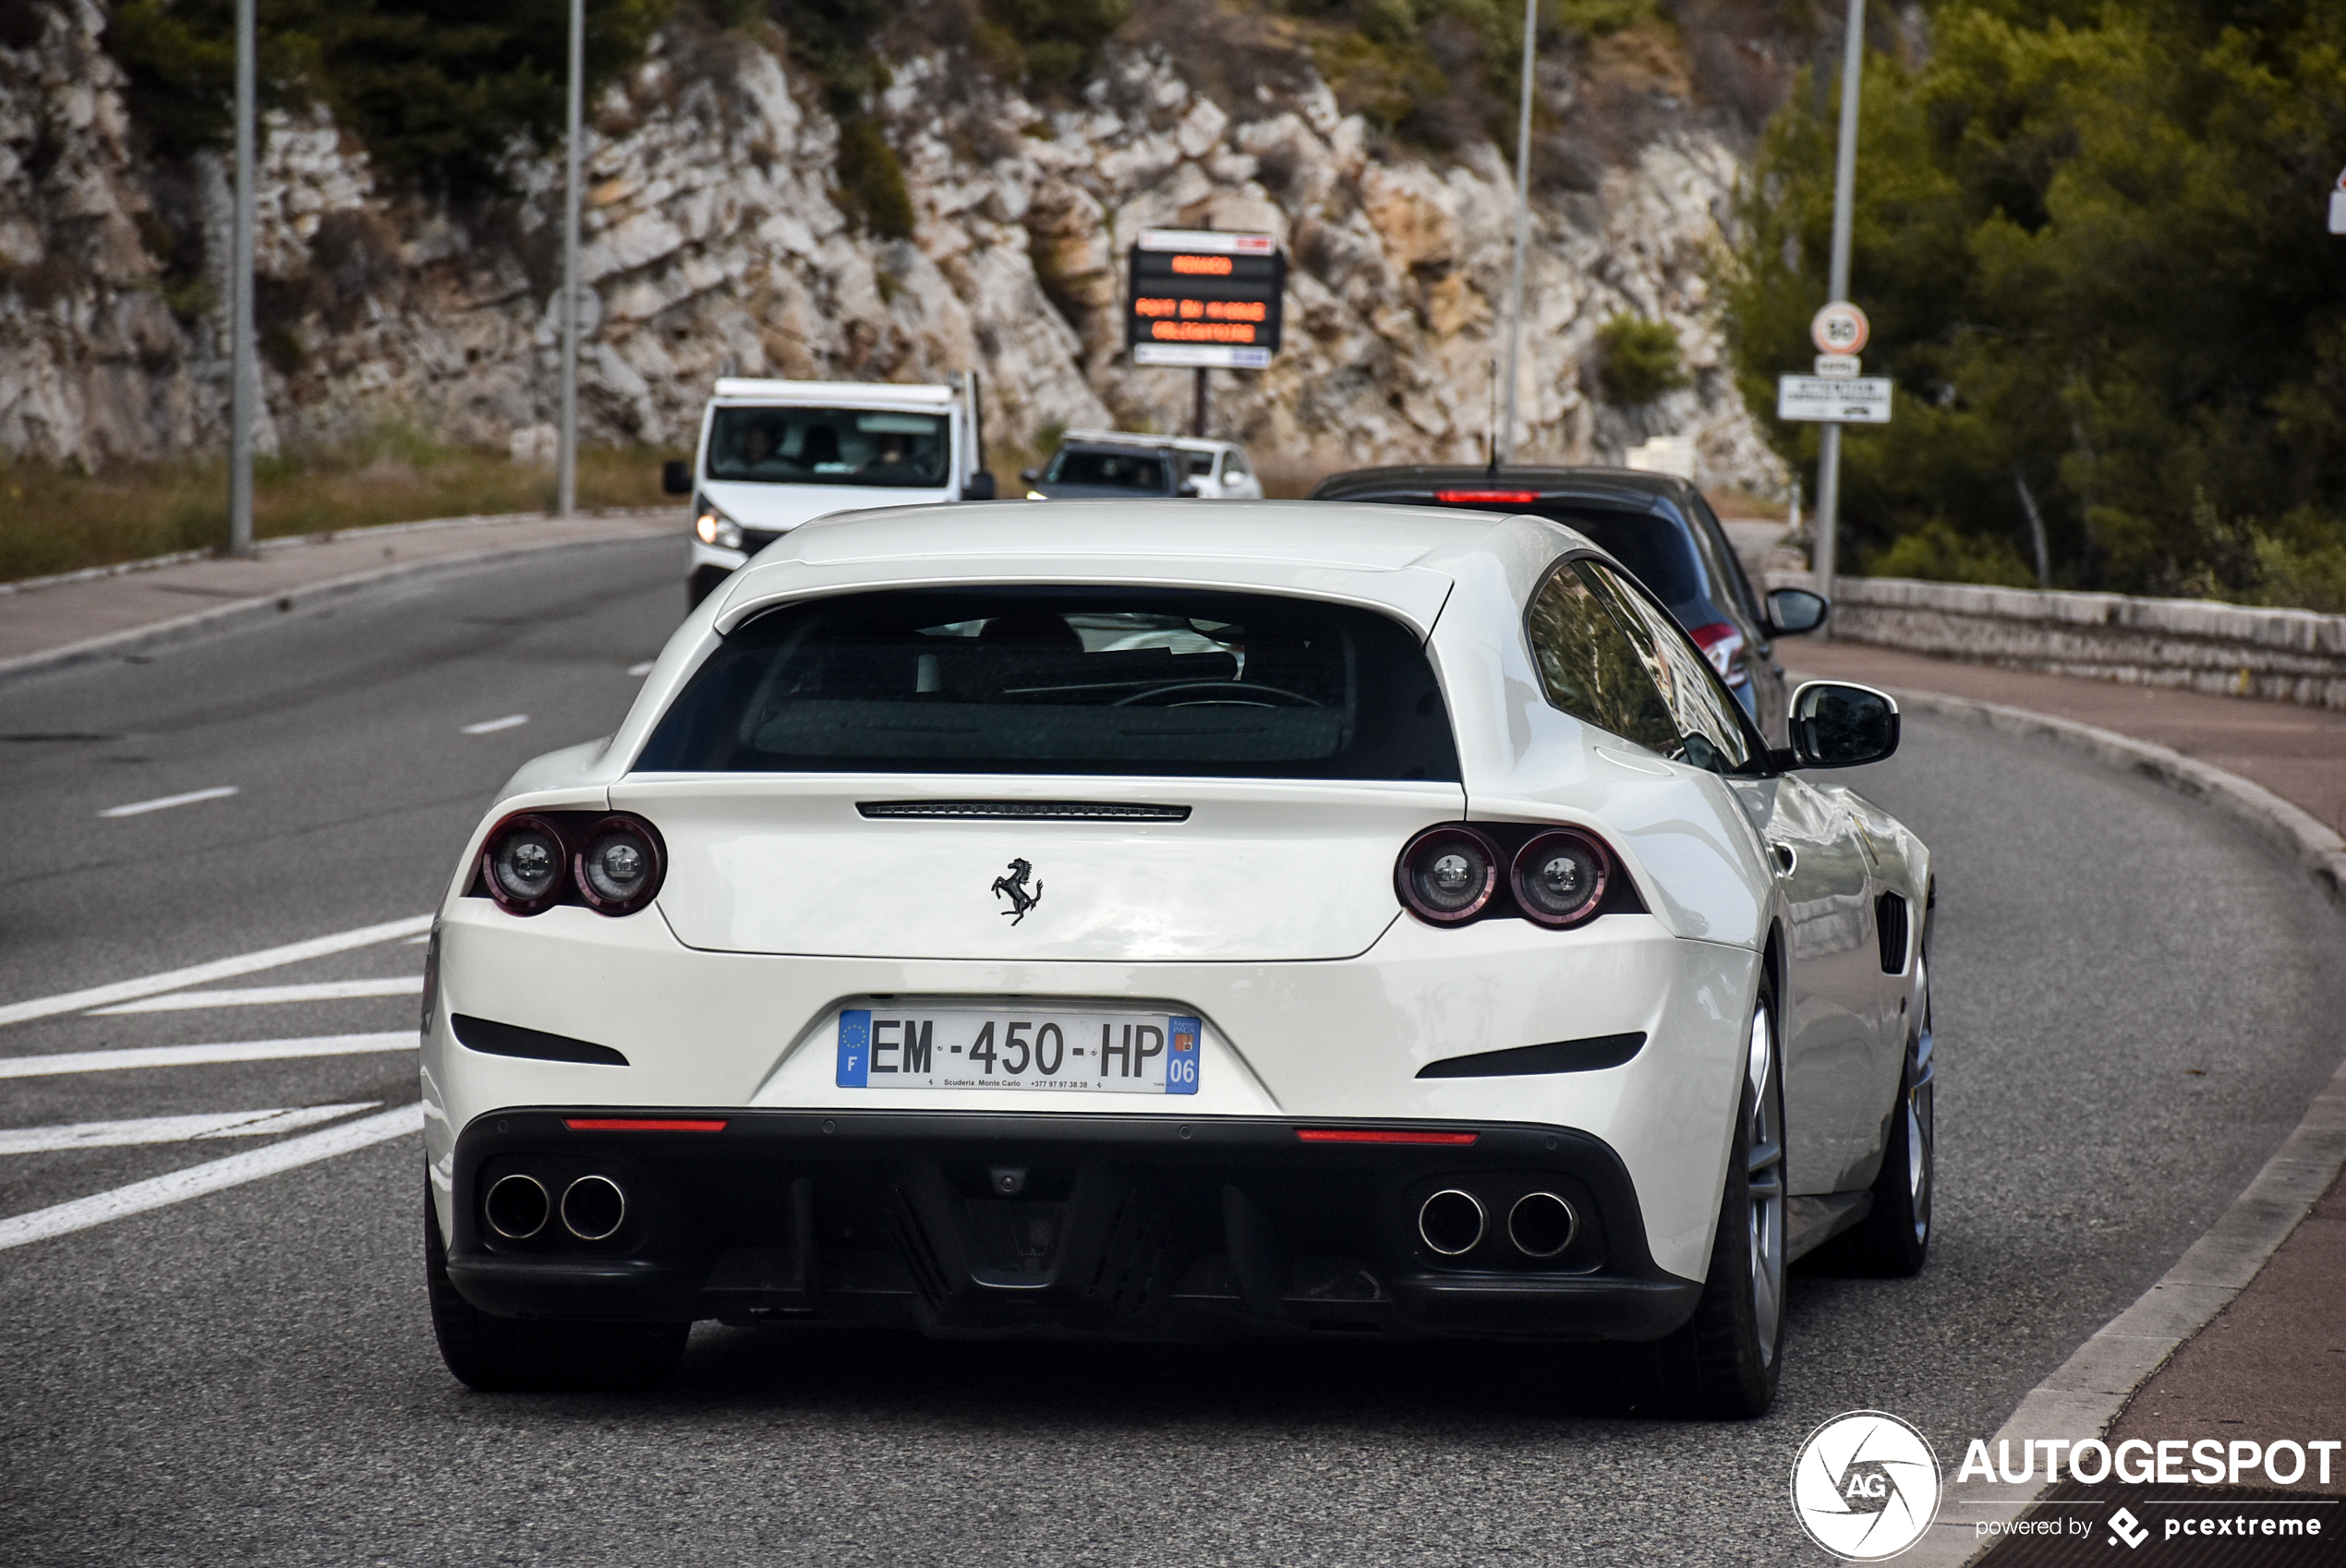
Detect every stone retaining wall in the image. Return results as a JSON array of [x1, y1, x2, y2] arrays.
[[1771, 573, 2346, 712]]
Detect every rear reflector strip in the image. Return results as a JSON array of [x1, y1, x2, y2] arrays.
[[563, 1118, 729, 1132], [1295, 1128, 1479, 1146], [1433, 489, 1541, 505]]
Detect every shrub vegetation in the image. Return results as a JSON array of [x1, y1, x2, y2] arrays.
[[1725, 0, 2346, 607]]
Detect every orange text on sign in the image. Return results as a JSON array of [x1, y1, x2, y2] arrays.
[[1151, 321, 1259, 344], [1169, 255, 1234, 275], [1134, 298, 1267, 322]]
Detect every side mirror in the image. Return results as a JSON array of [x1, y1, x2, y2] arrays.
[[1020, 468, 1040, 484], [963, 471, 998, 501], [660, 459, 693, 496], [1766, 586, 1828, 635], [1223, 472, 1246, 487], [1786, 681, 1900, 770]]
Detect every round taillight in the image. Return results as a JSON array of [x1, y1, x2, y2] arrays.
[[574, 814, 665, 915], [1397, 826, 1500, 924], [1512, 828, 1610, 927], [481, 814, 568, 915]]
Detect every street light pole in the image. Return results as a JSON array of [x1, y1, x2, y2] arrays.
[[228, 0, 256, 557], [1498, 0, 1535, 465], [556, 0, 584, 519], [1811, 0, 1866, 626]]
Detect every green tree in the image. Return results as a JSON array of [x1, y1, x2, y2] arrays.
[[1724, 0, 2346, 604], [108, 0, 671, 195], [1594, 312, 1688, 405]]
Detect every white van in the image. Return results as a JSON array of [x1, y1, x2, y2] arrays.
[[665, 377, 995, 605]]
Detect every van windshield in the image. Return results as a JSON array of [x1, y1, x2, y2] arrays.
[[634, 586, 1461, 780], [705, 406, 950, 488]]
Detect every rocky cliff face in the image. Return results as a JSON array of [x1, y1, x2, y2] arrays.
[[0, 1, 1785, 494]]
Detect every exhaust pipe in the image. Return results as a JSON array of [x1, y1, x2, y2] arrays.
[[1507, 1191, 1578, 1259], [1417, 1188, 1486, 1256], [561, 1174, 628, 1241], [484, 1173, 549, 1239]]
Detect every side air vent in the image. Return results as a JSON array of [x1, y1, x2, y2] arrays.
[[1876, 891, 1911, 974], [858, 801, 1191, 821], [451, 1014, 630, 1067], [1416, 1032, 1647, 1079]]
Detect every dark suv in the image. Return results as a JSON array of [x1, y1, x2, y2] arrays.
[[1310, 465, 1825, 744], [1022, 439, 1197, 501]]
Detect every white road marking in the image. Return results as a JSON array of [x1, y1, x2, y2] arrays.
[[0, 913, 430, 1029], [97, 785, 239, 818], [91, 977, 422, 1015], [461, 714, 529, 734], [0, 1103, 423, 1251], [627, 660, 655, 676], [0, 1031, 416, 1079], [0, 1104, 377, 1156]]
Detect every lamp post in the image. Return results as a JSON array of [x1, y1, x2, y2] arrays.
[[228, 0, 256, 557], [556, 0, 584, 519], [1811, 0, 1867, 626], [1498, 0, 1535, 465]]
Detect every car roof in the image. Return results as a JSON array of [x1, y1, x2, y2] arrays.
[[709, 500, 1551, 637], [1061, 428, 1238, 455], [1311, 464, 1696, 510]]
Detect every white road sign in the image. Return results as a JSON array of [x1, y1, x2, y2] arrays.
[[1813, 355, 1860, 379], [1778, 375, 1892, 424], [1811, 301, 1870, 356], [2331, 163, 2346, 235]]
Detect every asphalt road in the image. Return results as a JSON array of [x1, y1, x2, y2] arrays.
[[3, 536, 2343, 1565]]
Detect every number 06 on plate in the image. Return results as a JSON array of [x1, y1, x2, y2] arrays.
[[836, 1008, 1201, 1094]]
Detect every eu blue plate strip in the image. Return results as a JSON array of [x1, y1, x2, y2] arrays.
[[1167, 1015, 1201, 1095], [836, 1009, 871, 1087]]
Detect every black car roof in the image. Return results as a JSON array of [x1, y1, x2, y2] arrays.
[[1310, 464, 1697, 510]]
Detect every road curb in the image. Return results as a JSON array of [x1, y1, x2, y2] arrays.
[[0, 516, 675, 689], [1885, 688, 2346, 1566]]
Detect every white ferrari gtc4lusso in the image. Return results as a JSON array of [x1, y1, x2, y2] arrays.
[[419, 501, 1935, 1416]]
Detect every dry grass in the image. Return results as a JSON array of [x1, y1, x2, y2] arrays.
[[0, 428, 686, 585]]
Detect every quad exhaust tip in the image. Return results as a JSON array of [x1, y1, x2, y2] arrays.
[[484, 1174, 550, 1240], [1507, 1191, 1578, 1259], [1417, 1188, 1487, 1256], [561, 1175, 628, 1241]]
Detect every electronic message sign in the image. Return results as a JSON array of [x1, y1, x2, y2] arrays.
[[1126, 229, 1286, 370]]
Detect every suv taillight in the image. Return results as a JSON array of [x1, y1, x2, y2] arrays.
[[1396, 826, 1501, 924], [1687, 621, 1747, 686], [478, 812, 667, 917]]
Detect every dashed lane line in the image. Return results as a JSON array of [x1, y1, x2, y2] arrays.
[[0, 1103, 423, 1251], [96, 786, 239, 818], [91, 977, 422, 1015], [0, 1104, 378, 1155], [0, 1032, 417, 1079], [0, 914, 431, 1028], [460, 714, 529, 734]]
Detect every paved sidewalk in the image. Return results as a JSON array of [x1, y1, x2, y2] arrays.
[[0, 508, 678, 677], [1785, 634, 2346, 1497]]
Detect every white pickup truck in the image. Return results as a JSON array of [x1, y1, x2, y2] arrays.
[[664, 376, 997, 606]]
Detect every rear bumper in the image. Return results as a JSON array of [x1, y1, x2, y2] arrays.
[[443, 1108, 1701, 1342]]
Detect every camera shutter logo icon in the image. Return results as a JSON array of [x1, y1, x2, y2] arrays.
[[1790, 1410, 1942, 1560]]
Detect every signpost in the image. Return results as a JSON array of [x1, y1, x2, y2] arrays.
[[1126, 228, 1285, 435], [1778, 376, 1892, 424]]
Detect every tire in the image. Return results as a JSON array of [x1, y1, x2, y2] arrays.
[[1655, 984, 1786, 1418], [425, 1192, 689, 1393], [1814, 951, 1935, 1276]]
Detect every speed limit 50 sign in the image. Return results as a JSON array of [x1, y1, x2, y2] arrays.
[[1811, 302, 1869, 356]]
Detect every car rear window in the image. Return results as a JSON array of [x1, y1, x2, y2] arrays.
[[705, 406, 949, 488], [1044, 449, 1172, 492], [635, 587, 1461, 780], [1528, 503, 1712, 620]]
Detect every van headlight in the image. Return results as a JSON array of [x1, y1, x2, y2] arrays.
[[693, 498, 744, 550]]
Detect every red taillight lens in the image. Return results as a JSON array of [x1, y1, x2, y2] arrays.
[[1296, 1128, 1479, 1145], [1433, 489, 1541, 506], [1687, 621, 1747, 685], [1396, 826, 1501, 924], [1511, 828, 1611, 928], [481, 814, 569, 915], [564, 1117, 727, 1132], [574, 814, 666, 916]]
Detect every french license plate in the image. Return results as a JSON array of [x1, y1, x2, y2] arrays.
[[836, 1008, 1201, 1094]]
